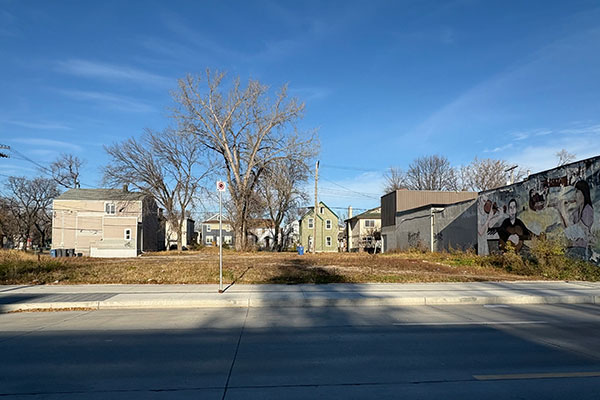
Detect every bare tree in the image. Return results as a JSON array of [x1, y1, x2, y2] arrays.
[[556, 149, 576, 166], [383, 167, 406, 194], [3, 177, 59, 249], [0, 196, 18, 248], [405, 155, 458, 191], [48, 153, 85, 189], [460, 157, 525, 192], [104, 128, 210, 251], [171, 70, 318, 250], [258, 158, 310, 251]]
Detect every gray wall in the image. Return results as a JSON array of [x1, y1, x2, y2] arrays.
[[435, 200, 477, 252], [383, 200, 477, 252], [142, 197, 159, 252]]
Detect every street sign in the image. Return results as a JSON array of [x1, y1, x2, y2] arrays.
[[217, 180, 226, 192]]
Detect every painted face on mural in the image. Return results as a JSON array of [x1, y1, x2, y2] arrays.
[[508, 200, 517, 220], [575, 189, 584, 209]]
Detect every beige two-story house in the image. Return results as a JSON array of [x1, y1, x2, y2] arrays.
[[52, 188, 160, 257], [345, 206, 381, 252]]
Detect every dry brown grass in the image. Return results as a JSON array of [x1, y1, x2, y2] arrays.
[[0, 249, 544, 285]]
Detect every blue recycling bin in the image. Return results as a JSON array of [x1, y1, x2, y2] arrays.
[[297, 245, 304, 255], [50, 249, 57, 258]]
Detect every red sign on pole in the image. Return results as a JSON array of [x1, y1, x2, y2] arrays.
[[217, 180, 226, 192]]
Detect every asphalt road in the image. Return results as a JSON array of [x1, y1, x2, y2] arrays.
[[1, 304, 600, 399]]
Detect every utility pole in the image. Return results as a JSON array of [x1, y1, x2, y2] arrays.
[[0, 144, 9, 159], [217, 180, 226, 293], [313, 160, 319, 254], [505, 165, 518, 185]]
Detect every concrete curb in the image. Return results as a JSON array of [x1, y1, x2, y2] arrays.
[[1, 294, 598, 313]]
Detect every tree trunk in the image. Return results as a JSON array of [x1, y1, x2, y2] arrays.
[[273, 225, 281, 252], [177, 217, 184, 251]]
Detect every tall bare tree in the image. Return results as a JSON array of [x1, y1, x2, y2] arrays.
[[556, 149, 576, 166], [460, 157, 525, 192], [405, 154, 458, 191], [383, 167, 406, 194], [258, 158, 310, 251], [3, 177, 58, 249], [171, 70, 318, 250], [49, 153, 85, 189], [104, 128, 209, 250]]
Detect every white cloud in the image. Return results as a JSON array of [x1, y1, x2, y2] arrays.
[[484, 143, 513, 153], [410, 24, 600, 141], [59, 90, 155, 113], [57, 59, 173, 88], [11, 138, 82, 152], [3, 120, 71, 130], [506, 127, 600, 173]]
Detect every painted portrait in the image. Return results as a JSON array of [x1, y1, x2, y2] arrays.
[[477, 157, 600, 263]]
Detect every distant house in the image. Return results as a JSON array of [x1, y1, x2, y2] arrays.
[[52, 187, 160, 257], [380, 189, 477, 253], [299, 202, 339, 252], [247, 219, 275, 249], [201, 214, 234, 247], [165, 217, 195, 250], [345, 206, 381, 252]]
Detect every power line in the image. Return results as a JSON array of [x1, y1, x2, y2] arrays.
[[320, 177, 380, 200], [320, 163, 380, 173], [7, 147, 98, 189]]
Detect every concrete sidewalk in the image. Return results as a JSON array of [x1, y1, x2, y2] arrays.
[[1, 281, 600, 312]]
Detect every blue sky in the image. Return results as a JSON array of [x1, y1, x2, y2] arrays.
[[2, 0, 600, 215]]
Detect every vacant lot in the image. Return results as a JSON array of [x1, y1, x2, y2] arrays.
[[4, 247, 595, 285]]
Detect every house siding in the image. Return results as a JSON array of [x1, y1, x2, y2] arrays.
[[52, 193, 159, 257], [299, 202, 339, 252]]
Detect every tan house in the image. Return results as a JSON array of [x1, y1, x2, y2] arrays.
[[345, 206, 381, 252], [299, 202, 339, 252], [165, 217, 195, 250], [52, 188, 160, 257]]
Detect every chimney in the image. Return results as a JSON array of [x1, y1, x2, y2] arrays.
[[122, 184, 128, 192], [348, 206, 353, 219]]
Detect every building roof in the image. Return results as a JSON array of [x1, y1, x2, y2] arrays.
[[395, 199, 476, 217], [478, 153, 600, 195], [202, 214, 232, 224], [345, 206, 381, 222], [55, 188, 147, 201], [300, 201, 339, 220]]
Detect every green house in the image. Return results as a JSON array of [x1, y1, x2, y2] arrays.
[[299, 202, 339, 252]]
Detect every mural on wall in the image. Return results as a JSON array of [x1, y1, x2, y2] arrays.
[[477, 157, 600, 263]]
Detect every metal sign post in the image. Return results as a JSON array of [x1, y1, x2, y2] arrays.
[[217, 180, 226, 293]]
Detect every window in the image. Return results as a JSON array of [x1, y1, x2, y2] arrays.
[[365, 219, 375, 228], [206, 225, 211, 232], [224, 236, 232, 244], [124, 229, 131, 241], [326, 219, 332, 230], [320, 207, 324, 214], [105, 203, 115, 215], [308, 218, 314, 229], [326, 236, 332, 247], [206, 236, 213, 244]]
